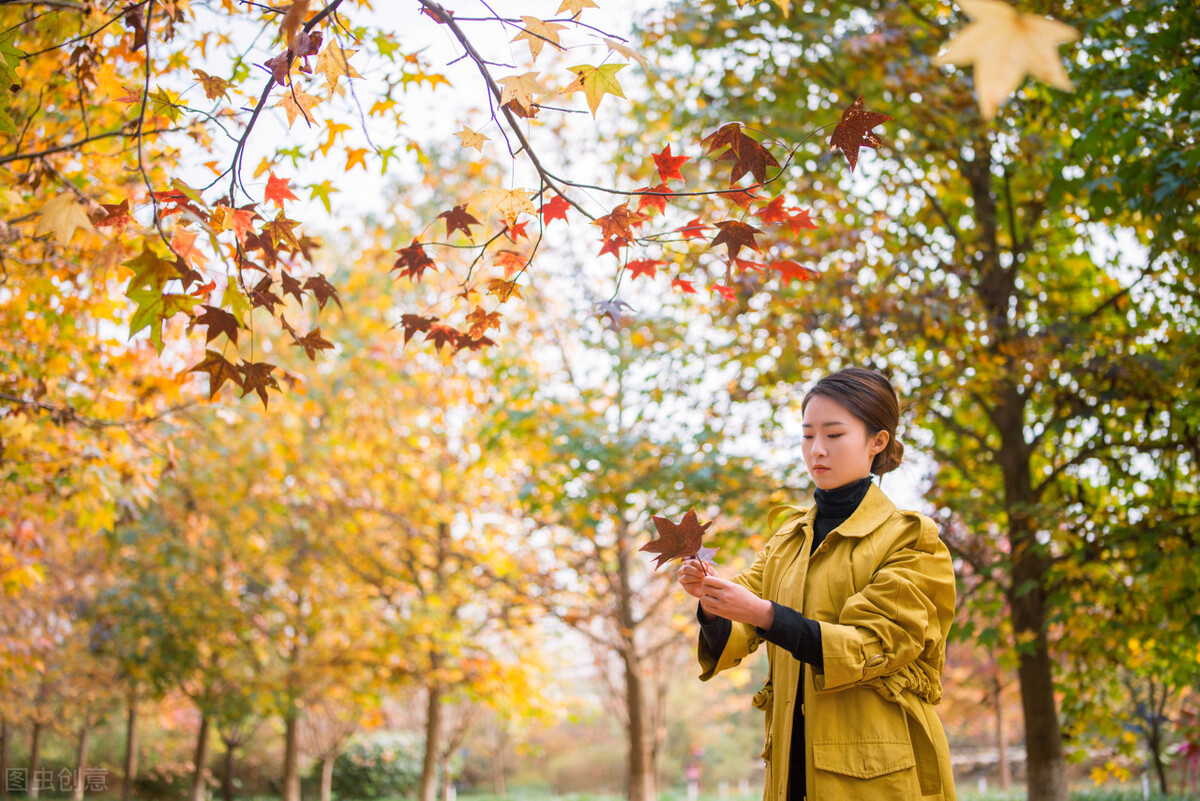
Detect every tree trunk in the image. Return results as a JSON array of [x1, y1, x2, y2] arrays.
[[992, 674, 1011, 790], [440, 756, 454, 801], [190, 712, 210, 801], [71, 718, 91, 801], [28, 722, 42, 801], [419, 682, 444, 801], [320, 753, 335, 801], [282, 709, 301, 801], [1, 717, 9, 800], [490, 726, 507, 797], [122, 696, 139, 801], [616, 521, 655, 801], [222, 742, 236, 801]]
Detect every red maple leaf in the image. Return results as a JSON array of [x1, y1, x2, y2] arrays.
[[671, 278, 696, 294], [677, 218, 709, 240], [438, 204, 481, 239], [829, 95, 893, 172], [626, 259, 665, 279], [598, 236, 630, 259], [541, 194, 570, 224], [710, 220, 763, 261], [593, 202, 647, 241], [652, 144, 690, 182], [505, 220, 530, 242], [722, 187, 762, 209], [711, 284, 738, 302], [494, 249, 528, 277], [700, 122, 744, 155], [770, 259, 820, 284], [392, 240, 436, 282], [94, 199, 134, 233], [783, 208, 819, 235], [754, 195, 789, 225], [636, 183, 673, 215], [264, 172, 299, 208], [639, 508, 713, 570], [426, 323, 461, 351]]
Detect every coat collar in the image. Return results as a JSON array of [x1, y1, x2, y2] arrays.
[[793, 482, 896, 540]]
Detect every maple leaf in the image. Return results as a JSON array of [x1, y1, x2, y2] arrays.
[[636, 183, 672, 215], [279, 0, 310, 53], [512, 16, 566, 60], [652, 144, 689, 182], [274, 86, 320, 127], [190, 304, 241, 346], [712, 283, 739, 302], [594, 202, 647, 241], [466, 306, 502, 338], [595, 299, 634, 327], [626, 259, 665, 280], [249, 275, 283, 313], [671, 278, 697, 294], [725, 132, 780, 185], [35, 193, 94, 244], [677, 218, 709, 240], [93, 199, 134, 234], [426, 323, 462, 352], [783, 208, 819, 235], [754, 195, 789, 225], [505, 220, 530, 242], [556, 0, 598, 14], [193, 68, 232, 100], [487, 279, 523, 302], [292, 327, 334, 359], [935, 0, 1080, 120], [700, 122, 744, 155], [597, 236, 629, 259], [279, 270, 304, 303], [128, 285, 198, 354], [188, 350, 243, 400], [493, 249, 528, 278], [455, 126, 489, 152], [564, 63, 626, 117], [239, 360, 280, 408], [498, 72, 545, 110], [399, 313, 436, 345], [484, 187, 537, 227], [265, 52, 292, 84], [261, 211, 300, 250], [303, 275, 341, 309], [710, 220, 763, 261], [640, 509, 713, 570], [123, 245, 179, 292], [770, 259, 819, 284], [438, 204, 481, 239], [541, 194, 570, 224], [315, 42, 361, 93], [601, 37, 654, 80], [265, 171, 299, 208], [829, 96, 893, 172], [723, 187, 763, 209], [393, 240, 436, 281]]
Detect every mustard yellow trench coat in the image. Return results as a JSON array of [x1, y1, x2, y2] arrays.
[[698, 484, 957, 801]]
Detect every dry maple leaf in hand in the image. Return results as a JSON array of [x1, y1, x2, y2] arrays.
[[640, 509, 716, 571], [935, 0, 1080, 120]]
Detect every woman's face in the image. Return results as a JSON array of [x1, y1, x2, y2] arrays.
[[801, 394, 890, 490]]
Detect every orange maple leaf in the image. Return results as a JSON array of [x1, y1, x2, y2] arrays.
[[593, 202, 647, 241], [652, 143, 689, 182], [265, 172, 299, 208]]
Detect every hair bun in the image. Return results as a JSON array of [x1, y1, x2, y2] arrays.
[[872, 437, 904, 475]]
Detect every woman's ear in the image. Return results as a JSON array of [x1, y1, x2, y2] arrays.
[[869, 430, 890, 456]]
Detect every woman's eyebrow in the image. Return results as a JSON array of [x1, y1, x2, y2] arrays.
[[800, 421, 850, 428]]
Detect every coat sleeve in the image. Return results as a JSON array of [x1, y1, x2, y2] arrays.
[[814, 514, 956, 693], [697, 533, 775, 681]]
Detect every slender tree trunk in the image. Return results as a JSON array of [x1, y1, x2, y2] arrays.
[[1, 717, 9, 800], [992, 674, 1011, 790], [72, 718, 91, 801], [122, 695, 139, 801], [419, 681, 444, 801], [28, 722, 42, 801], [617, 521, 655, 801], [490, 727, 507, 798], [222, 742, 236, 801], [190, 713, 210, 801], [440, 756, 454, 801], [320, 753, 335, 801], [282, 709, 301, 801], [1146, 681, 1169, 795]]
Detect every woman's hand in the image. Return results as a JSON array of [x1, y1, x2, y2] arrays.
[[677, 557, 708, 599], [698, 575, 775, 630]]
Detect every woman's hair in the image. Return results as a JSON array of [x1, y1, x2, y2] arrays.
[[801, 367, 904, 475]]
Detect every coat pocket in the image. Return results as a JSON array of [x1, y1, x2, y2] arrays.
[[811, 739, 915, 779], [752, 679, 773, 760]]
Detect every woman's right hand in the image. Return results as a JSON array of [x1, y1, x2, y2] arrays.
[[677, 558, 708, 599]]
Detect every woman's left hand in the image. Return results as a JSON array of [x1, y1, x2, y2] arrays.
[[699, 576, 775, 630]]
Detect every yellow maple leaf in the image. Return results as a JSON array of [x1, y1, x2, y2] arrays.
[[556, 0, 597, 14], [483, 188, 537, 227], [563, 63, 625, 117], [35, 193, 94, 244], [344, 147, 369, 171], [935, 0, 1080, 120], [273, 87, 321, 127], [315, 43, 362, 93], [511, 16, 567, 60], [497, 71, 546, 109], [455, 126, 489, 152]]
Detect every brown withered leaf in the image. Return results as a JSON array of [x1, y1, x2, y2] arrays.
[[392, 239, 436, 282], [700, 122, 744, 155], [829, 95, 893, 172], [438, 204, 481, 239], [710, 220, 763, 261], [188, 350, 243, 400], [240, 361, 280, 408], [303, 275, 341, 309], [399, 313, 436, 345], [292, 327, 334, 359], [190, 304, 241, 346], [279, 269, 304, 303], [426, 323, 461, 352], [640, 509, 714, 570], [726, 133, 779, 185]]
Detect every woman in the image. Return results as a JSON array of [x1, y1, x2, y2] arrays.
[[677, 368, 957, 801]]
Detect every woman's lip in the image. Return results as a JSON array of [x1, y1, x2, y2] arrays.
[[813, 466, 830, 472]]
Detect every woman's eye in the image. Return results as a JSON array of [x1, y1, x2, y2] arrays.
[[802, 435, 813, 440], [829, 434, 842, 439]]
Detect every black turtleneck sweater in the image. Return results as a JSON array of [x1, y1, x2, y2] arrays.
[[697, 475, 874, 801]]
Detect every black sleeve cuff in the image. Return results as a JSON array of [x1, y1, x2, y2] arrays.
[[756, 601, 824, 667], [697, 603, 732, 656]]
